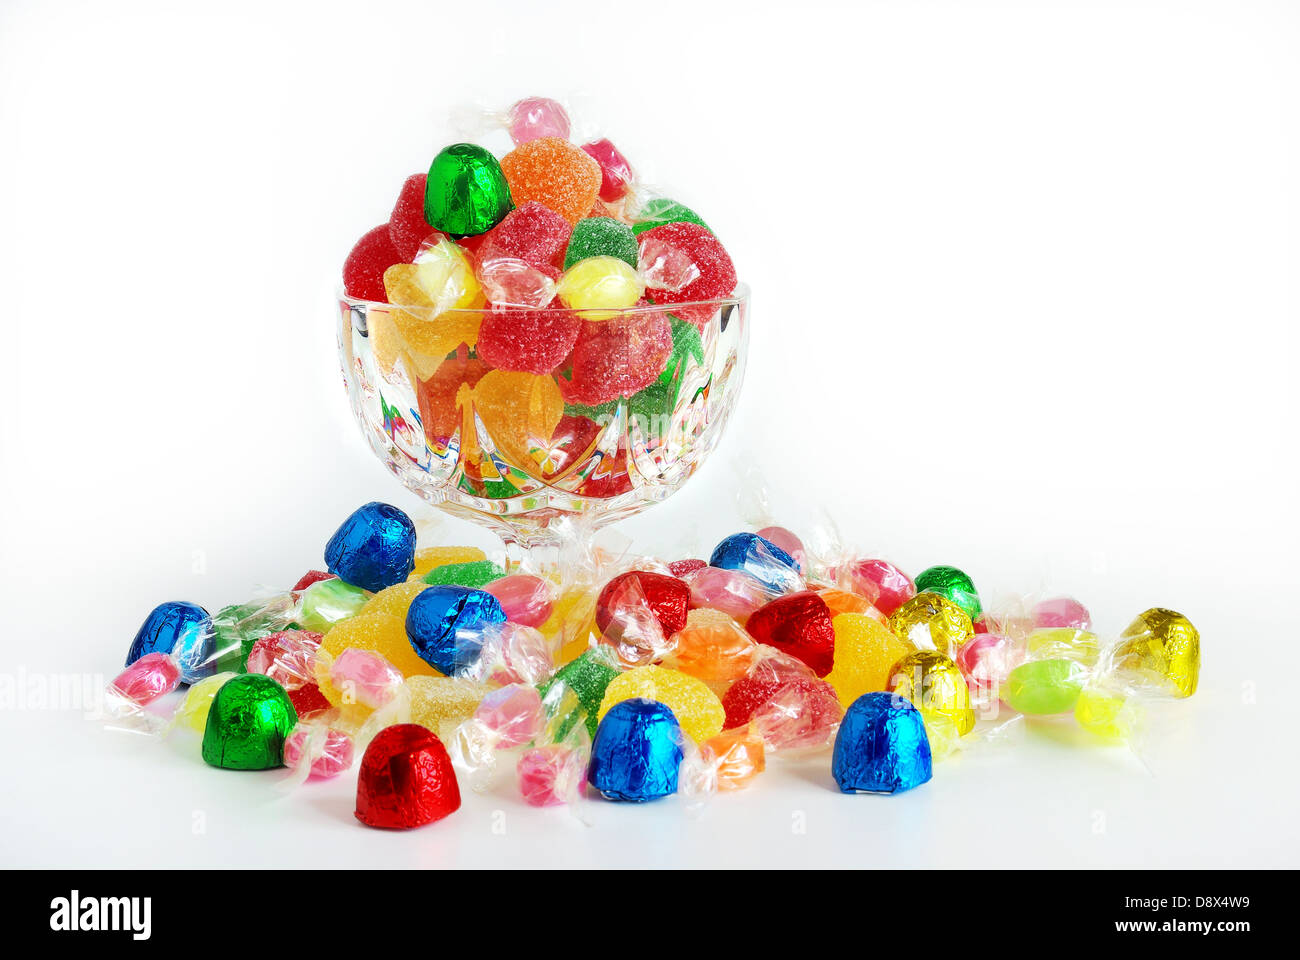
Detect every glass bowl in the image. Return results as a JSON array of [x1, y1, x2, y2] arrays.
[[338, 286, 749, 550]]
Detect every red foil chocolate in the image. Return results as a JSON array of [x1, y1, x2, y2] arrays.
[[355, 724, 461, 829], [744, 591, 837, 677], [595, 571, 690, 639]]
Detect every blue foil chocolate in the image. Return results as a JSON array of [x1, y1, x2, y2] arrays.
[[405, 585, 506, 675], [323, 502, 416, 593], [832, 692, 933, 795], [125, 601, 210, 667], [587, 698, 684, 802], [708, 532, 801, 594]]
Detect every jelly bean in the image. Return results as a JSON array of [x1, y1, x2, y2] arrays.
[[745, 592, 837, 677], [824, 612, 914, 708], [832, 693, 932, 795], [1109, 608, 1200, 698], [1003, 659, 1087, 715], [557, 311, 673, 406], [299, 578, 371, 633], [564, 217, 639, 270], [355, 723, 461, 828], [598, 665, 725, 743], [555, 256, 645, 317], [324, 501, 417, 593], [500, 137, 602, 225], [424, 143, 513, 236], [580, 139, 633, 201], [888, 592, 974, 658], [913, 565, 982, 620], [507, 97, 571, 144], [343, 224, 403, 302], [485, 574, 554, 627], [201, 674, 298, 770], [588, 699, 683, 802]]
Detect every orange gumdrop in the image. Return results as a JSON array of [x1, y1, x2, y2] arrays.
[[472, 370, 565, 470], [701, 727, 765, 790], [418, 352, 490, 444], [818, 588, 886, 623], [664, 608, 757, 693], [500, 138, 602, 226]]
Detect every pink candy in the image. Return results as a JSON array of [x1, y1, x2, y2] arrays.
[[517, 744, 587, 806], [110, 653, 181, 705], [284, 727, 354, 779], [246, 630, 321, 691], [839, 558, 915, 617], [1032, 597, 1092, 630], [684, 566, 771, 622], [328, 648, 403, 709], [507, 97, 570, 144], [955, 633, 1024, 704], [580, 138, 633, 201], [485, 574, 554, 627], [755, 526, 806, 572], [474, 684, 544, 748]]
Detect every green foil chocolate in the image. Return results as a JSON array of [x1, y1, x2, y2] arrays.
[[201, 674, 298, 770], [424, 143, 513, 236], [914, 565, 982, 620]]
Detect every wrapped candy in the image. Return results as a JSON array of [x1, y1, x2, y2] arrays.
[[1107, 608, 1200, 698], [682, 565, 771, 621], [355, 724, 461, 829], [888, 591, 974, 658], [708, 532, 804, 595], [588, 698, 684, 802], [283, 726, 354, 783], [598, 665, 726, 744], [723, 647, 843, 753], [595, 571, 690, 666], [832, 693, 932, 795], [449, 684, 546, 792], [885, 649, 976, 757], [201, 674, 298, 770]]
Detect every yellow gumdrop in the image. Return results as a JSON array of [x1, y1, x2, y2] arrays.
[[367, 308, 404, 375], [411, 545, 488, 579], [358, 580, 429, 621], [825, 613, 914, 708], [383, 244, 485, 367], [473, 370, 564, 469], [174, 672, 236, 733], [888, 592, 973, 658], [320, 611, 440, 686], [406, 675, 492, 739], [556, 256, 644, 319], [543, 587, 599, 664], [598, 665, 725, 743]]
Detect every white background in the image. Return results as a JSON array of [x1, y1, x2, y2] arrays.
[[1, 0, 1296, 868]]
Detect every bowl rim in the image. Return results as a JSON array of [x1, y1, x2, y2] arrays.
[[337, 281, 750, 321]]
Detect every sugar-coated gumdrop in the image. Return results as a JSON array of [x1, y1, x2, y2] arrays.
[[288, 683, 332, 719], [539, 648, 621, 739], [424, 143, 513, 237], [344, 225, 403, 302], [507, 97, 571, 144], [556, 256, 645, 317], [683, 566, 770, 622], [501, 138, 602, 226], [914, 565, 982, 620], [299, 577, 370, 633], [744, 592, 836, 677], [1003, 658, 1087, 714], [476, 202, 572, 274], [406, 675, 492, 739], [581, 139, 633, 202], [110, 652, 181, 705], [126, 601, 209, 666], [839, 558, 915, 617], [485, 574, 553, 627], [564, 217, 639, 270], [886, 649, 976, 748], [417, 353, 489, 443], [201, 674, 298, 771], [324, 501, 417, 593], [517, 744, 587, 806], [406, 585, 507, 675], [709, 532, 802, 595], [175, 672, 236, 733], [422, 560, 506, 589], [1109, 608, 1200, 698], [832, 693, 932, 795], [320, 611, 438, 682], [631, 198, 709, 236], [824, 613, 914, 708], [588, 698, 684, 802], [412, 546, 487, 579], [558, 311, 673, 406], [888, 592, 974, 658], [355, 723, 461, 828], [477, 307, 581, 374], [285, 726, 354, 779], [598, 665, 725, 743], [700, 727, 765, 790], [1032, 597, 1092, 630], [246, 630, 322, 691], [358, 580, 429, 623], [472, 369, 565, 468], [389, 174, 437, 261], [637, 222, 736, 326], [663, 608, 757, 692]]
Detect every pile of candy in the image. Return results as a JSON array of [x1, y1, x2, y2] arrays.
[[107, 501, 1200, 828], [340, 96, 740, 500]]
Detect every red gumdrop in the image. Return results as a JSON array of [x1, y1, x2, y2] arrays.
[[638, 222, 737, 327], [355, 724, 461, 829], [389, 174, 432, 261], [417, 354, 490, 443], [722, 673, 840, 731], [477, 307, 582, 375], [558, 311, 673, 406], [289, 682, 333, 719], [292, 570, 335, 592], [343, 224, 403, 302], [596, 571, 690, 639], [668, 559, 707, 578], [744, 591, 837, 677], [581, 139, 633, 202], [476, 201, 573, 274]]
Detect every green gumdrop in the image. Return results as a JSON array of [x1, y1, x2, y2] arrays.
[[422, 559, 506, 589], [914, 566, 982, 620], [1004, 659, 1085, 715], [631, 198, 709, 236], [564, 217, 639, 270], [539, 649, 621, 739], [424, 143, 513, 236], [201, 674, 297, 770], [299, 578, 370, 633]]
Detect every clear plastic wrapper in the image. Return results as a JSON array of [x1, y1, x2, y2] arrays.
[[449, 683, 547, 792]]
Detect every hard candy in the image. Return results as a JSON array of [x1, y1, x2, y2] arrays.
[[1109, 608, 1200, 698], [824, 613, 914, 708], [406, 586, 507, 675], [500, 137, 602, 225], [699, 727, 765, 790], [517, 744, 587, 806], [324, 502, 416, 593], [1074, 684, 1141, 741], [598, 665, 725, 743], [888, 592, 974, 658], [596, 571, 690, 645], [1032, 596, 1092, 630], [126, 601, 209, 666], [913, 565, 982, 620], [581, 138, 633, 201], [683, 565, 770, 622], [245, 630, 321, 691], [662, 608, 757, 692], [886, 649, 976, 748], [485, 574, 554, 627], [201, 674, 298, 770], [109, 653, 181, 705], [838, 558, 915, 617], [298, 578, 370, 635], [355, 724, 461, 828], [832, 692, 932, 794], [556, 256, 645, 318], [954, 632, 1022, 705], [424, 143, 513, 237], [174, 672, 236, 733], [1003, 658, 1087, 715], [721, 653, 842, 749], [476, 257, 557, 309], [744, 592, 836, 677], [473, 684, 545, 748], [506, 96, 571, 144], [817, 588, 882, 621], [284, 726, 354, 779], [754, 526, 806, 572], [1026, 627, 1100, 665], [708, 532, 802, 595], [328, 648, 404, 709], [588, 699, 684, 802]]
